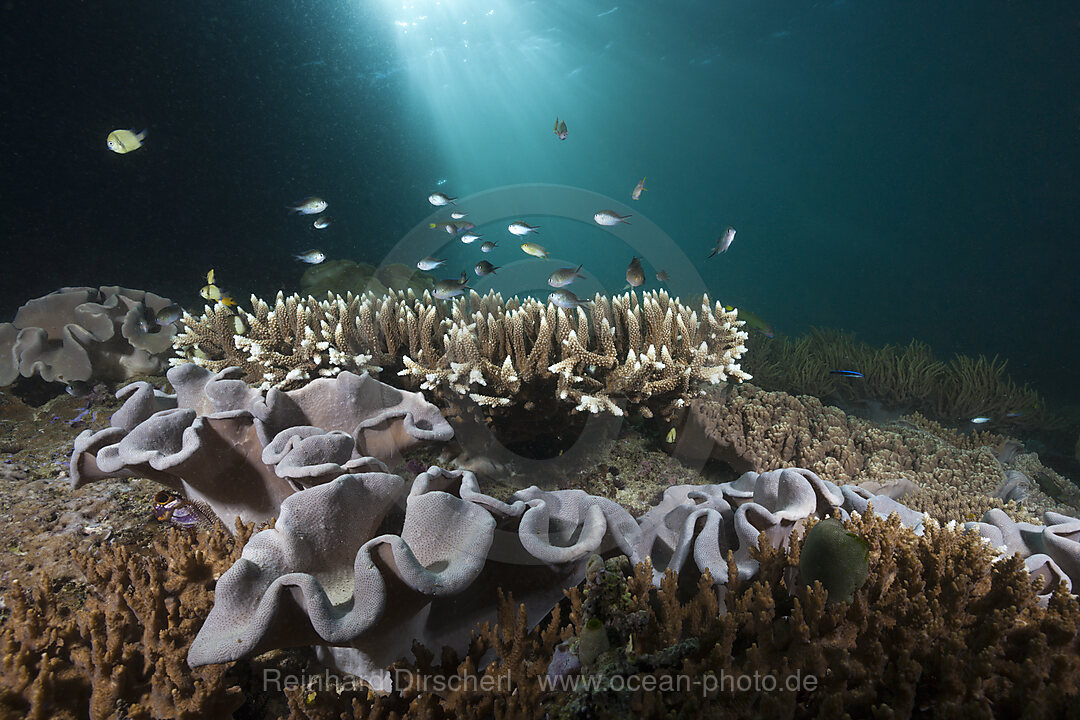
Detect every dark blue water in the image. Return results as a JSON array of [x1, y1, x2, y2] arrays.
[[1, 0, 1077, 407]]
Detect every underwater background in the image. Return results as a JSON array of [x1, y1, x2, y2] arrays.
[[4, 3, 1080, 717], [1, 0, 1078, 403]]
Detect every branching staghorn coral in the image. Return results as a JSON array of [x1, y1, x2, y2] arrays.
[[0, 522, 252, 720], [172, 289, 751, 418]]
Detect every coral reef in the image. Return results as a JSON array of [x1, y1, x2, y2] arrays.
[[187, 466, 638, 690], [0, 522, 250, 720], [171, 289, 751, 420], [676, 382, 1070, 523], [968, 508, 1080, 605], [1014, 452, 1080, 511], [69, 364, 453, 527], [188, 464, 960, 693], [267, 511, 1080, 719], [744, 328, 1050, 430], [0, 286, 180, 387]]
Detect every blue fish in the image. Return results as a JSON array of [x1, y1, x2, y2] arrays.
[[829, 370, 864, 378]]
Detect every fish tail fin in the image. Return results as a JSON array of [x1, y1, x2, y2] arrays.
[[137, 129, 148, 141]]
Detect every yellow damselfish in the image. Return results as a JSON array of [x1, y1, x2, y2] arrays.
[[200, 269, 237, 308], [521, 242, 549, 259], [106, 128, 146, 154]]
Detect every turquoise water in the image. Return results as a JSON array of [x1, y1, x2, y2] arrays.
[[1, 0, 1077, 402]]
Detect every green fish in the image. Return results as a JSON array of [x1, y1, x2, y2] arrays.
[[725, 304, 774, 338]]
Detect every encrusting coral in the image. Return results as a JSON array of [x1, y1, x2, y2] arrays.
[[0, 521, 252, 720], [676, 382, 1072, 523], [0, 286, 180, 387], [172, 288, 751, 419]]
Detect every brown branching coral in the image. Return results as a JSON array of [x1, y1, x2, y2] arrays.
[[678, 383, 1070, 523], [745, 328, 1052, 430], [0, 521, 253, 720], [172, 289, 751, 419], [265, 513, 1080, 719]]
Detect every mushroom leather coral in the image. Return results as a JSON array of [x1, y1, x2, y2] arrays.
[[186, 466, 909, 689], [0, 285, 179, 385], [69, 364, 454, 528]]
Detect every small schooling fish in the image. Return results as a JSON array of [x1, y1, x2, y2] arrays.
[[625, 257, 645, 287], [480, 241, 498, 253], [970, 416, 992, 424], [433, 279, 470, 300], [65, 381, 93, 398], [428, 192, 457, 206], [521, 242, 549, 259], [549, 289, 589, 308], [288, 197, 328, 215], [106, 128, 146, 154], [155, 303, 183, 326], [631, 177, 647, 200], [295, 249, 326, 264], [707, 226, 737, 257], [553, 116, 568, 140], [312, 216, 333, 229], [655, 270, 670, 283], [460, 232, 483, 244], [509, 221, 540, 236], [548, 265, 586, 288], [593, 210, 631, 226], [450, 211, 468, 220], [417, 256, 447, 271], [829, 370, 864, 378], [474, 260, 499, 276]]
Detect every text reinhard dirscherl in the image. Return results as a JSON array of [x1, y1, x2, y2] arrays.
[[262, 668, 818, 697]]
